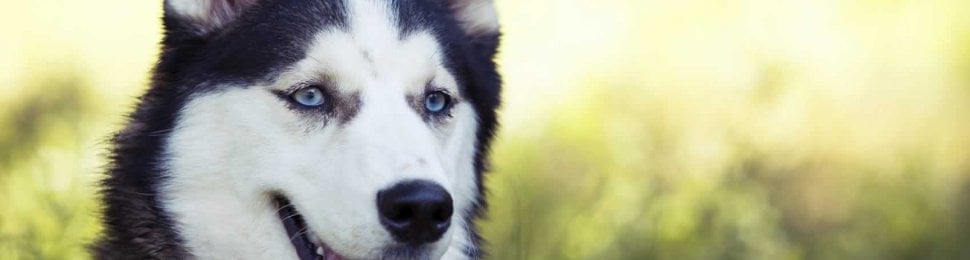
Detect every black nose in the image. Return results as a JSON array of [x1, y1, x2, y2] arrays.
[[376, 180, 454, 245]]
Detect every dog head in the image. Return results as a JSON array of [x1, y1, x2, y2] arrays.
[[154, 0, 499, 259]]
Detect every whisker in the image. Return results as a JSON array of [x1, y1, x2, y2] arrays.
[[275, 203, 295, 215], [281, 213, 303, 222], [289, 227, 310, 242]]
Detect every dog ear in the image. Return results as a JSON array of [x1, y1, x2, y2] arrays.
[[164, 0, 260, 35], [446, 0, 499, 36], [446, 0, 500, 59]]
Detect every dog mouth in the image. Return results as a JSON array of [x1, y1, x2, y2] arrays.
[[274, 196, 345, 260]]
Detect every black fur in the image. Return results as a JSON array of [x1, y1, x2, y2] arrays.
[[93, 0, 500, 258]]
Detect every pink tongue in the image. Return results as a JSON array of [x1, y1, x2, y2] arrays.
[[325, 251, 343, 260]]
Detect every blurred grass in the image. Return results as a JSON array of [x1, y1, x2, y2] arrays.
[[2, 0, 970, 259]]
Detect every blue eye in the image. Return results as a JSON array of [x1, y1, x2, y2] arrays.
[[424, 91, 451, 113], [291, 87, 325, 107]]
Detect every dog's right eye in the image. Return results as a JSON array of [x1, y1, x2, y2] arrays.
[[291, 86, 325, 107]]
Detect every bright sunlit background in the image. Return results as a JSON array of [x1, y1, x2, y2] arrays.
[[2, 0, 970, 259]]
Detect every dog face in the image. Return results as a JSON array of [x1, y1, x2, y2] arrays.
[[154, 0, 499, 259]]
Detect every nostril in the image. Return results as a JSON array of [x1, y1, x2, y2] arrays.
[[432, 203, 452, 223], [386, 203, 414, 223], [376, 180, 454, 245]]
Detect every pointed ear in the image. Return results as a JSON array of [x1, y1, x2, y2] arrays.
[[164, 0, 260, 35], [446, 0, 500, 59], [447, 0, 499, 36]]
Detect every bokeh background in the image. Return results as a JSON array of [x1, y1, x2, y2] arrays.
[[2, 0, 970, 259]]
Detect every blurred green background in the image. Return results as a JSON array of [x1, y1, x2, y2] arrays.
[[2, 0, 970, 259]]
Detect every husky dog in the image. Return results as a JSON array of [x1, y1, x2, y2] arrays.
[[93, 0, 500, 259]]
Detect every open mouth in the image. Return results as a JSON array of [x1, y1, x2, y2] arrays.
[[274, 196, 345, 260]]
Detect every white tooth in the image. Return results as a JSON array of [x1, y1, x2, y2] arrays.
[[316, 246, 324, 256]]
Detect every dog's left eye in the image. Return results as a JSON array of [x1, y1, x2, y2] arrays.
[[291, 87, 325, 107], [424, 91, 452, 113]]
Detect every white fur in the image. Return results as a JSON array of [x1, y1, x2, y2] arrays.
[[162, 0, 480, 259], [166, 0, 212, 21]]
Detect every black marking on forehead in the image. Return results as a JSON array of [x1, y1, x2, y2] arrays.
[[157, 0, 349, 91], [360, 49, 379, 78], [389, 0, 441, 37], [361, 50, 375, 64]]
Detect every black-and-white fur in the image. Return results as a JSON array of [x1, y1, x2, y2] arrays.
[[93, 0, 500, 259]]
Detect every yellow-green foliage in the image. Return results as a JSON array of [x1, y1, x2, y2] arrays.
[[2, 1, 969, 259]]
